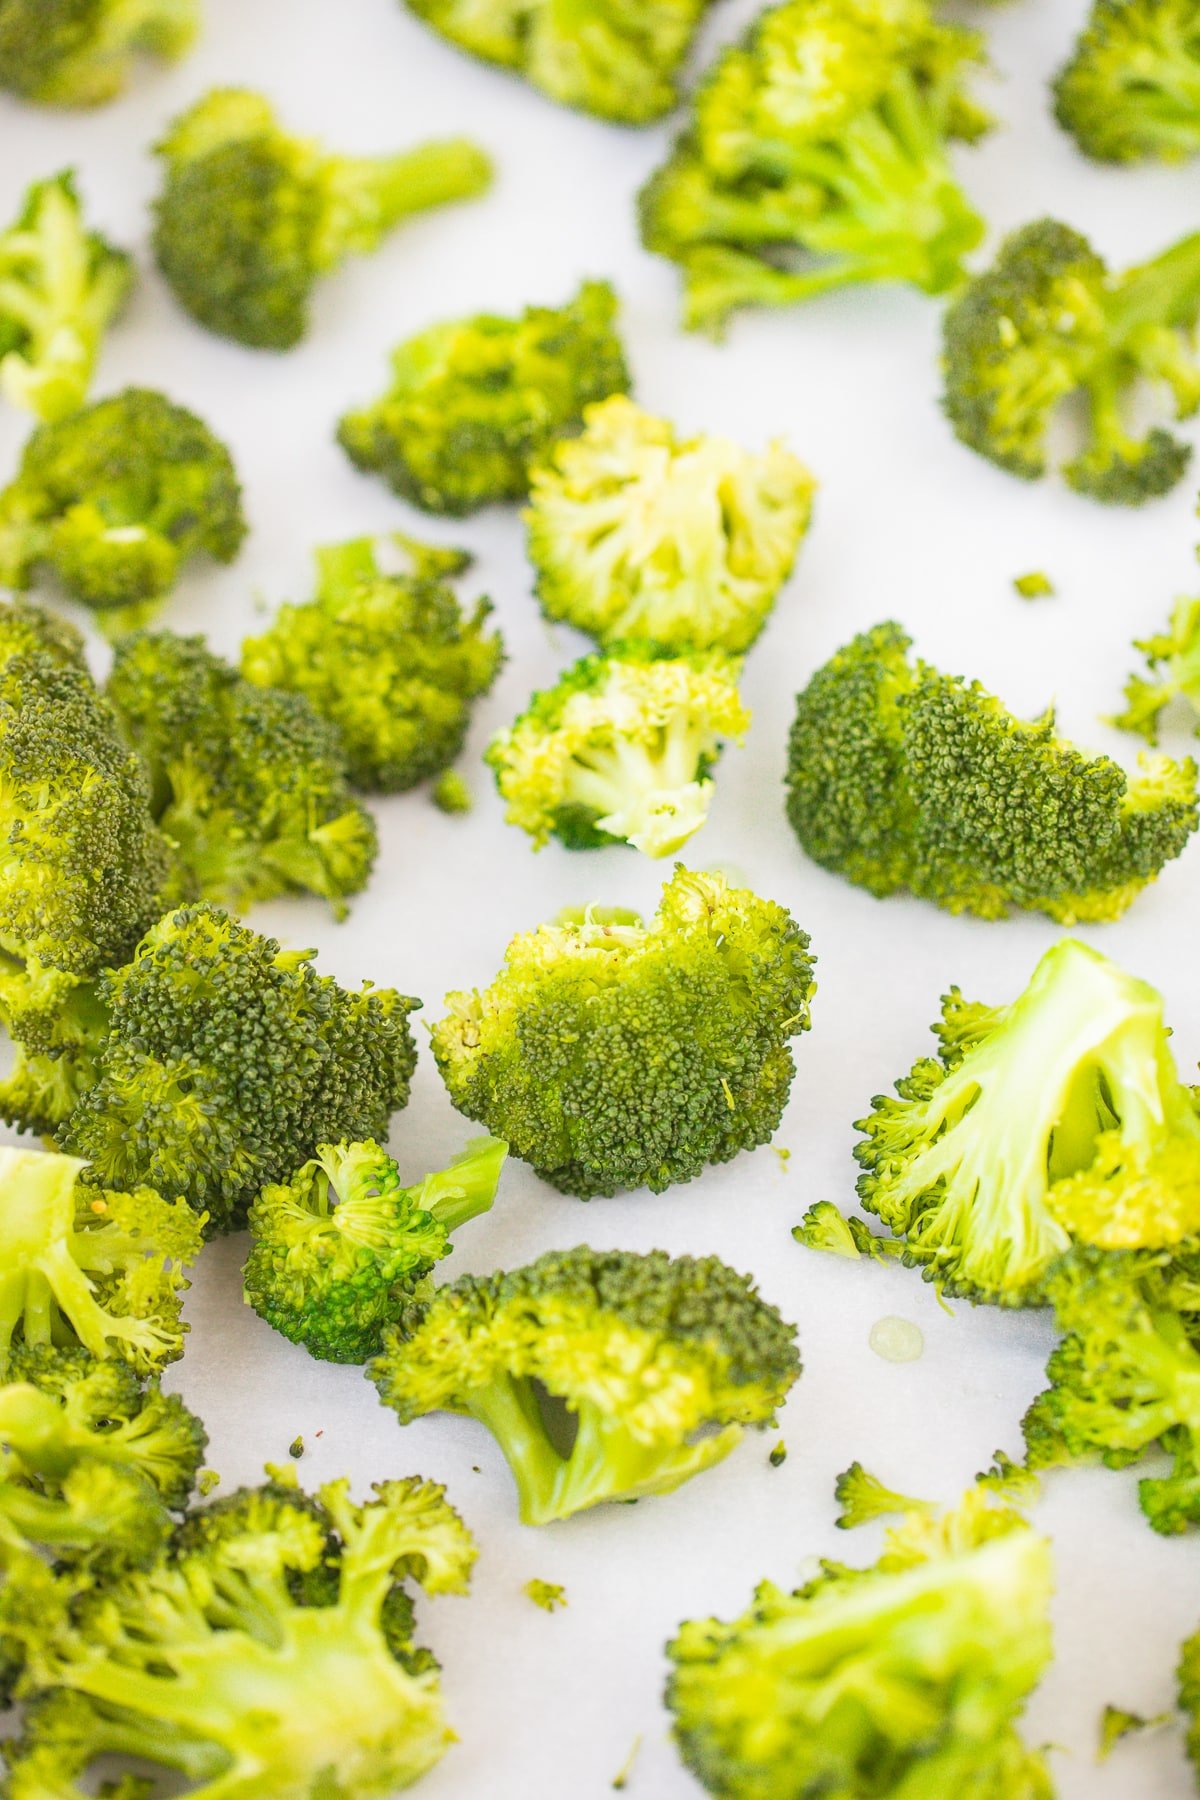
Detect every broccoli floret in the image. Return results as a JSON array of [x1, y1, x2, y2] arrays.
[[486, 642, 750, 858], [0, 387, 246, 636], [855, 939, 1200, 1306], [432, 866, 815, 1198], [1113, 594, 1200, 742], [975, 1450, 1040, 1506], [337, 279, 630, 515], [525, 395, 816, 655], [0, 0, 197, 106], [792, 1200, 903, 1261], [833, 1460, 932, 1529], [666, 1488, 1055, 1798], [432, 769, 472, 814], [1013, 571, 1054, 600], [1054, 0, 1200, 165], [1181, 1626, 1200, 1776], [244, 1135, 508, 1364], [0, 1465, 476, 1796], [524, 1577, 567, 1611], [785, 622, 1198, 920], [152, 87, 492, 350], [240, 535, 503, 794], [106, 629, 377, 916], [369, 1245, 800, 1524], [639, 0, 990, 335], [943, 219, 1200, 505]]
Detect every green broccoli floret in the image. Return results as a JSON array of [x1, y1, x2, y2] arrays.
[[240, 535, 503, 794], [792, 1200, 903, 1262], [1180, 1626, 1200, 1776], [337, 279, 630, 515], [152, 87, 491, 350], [403, 0, 716, 124], [666, 1487, 1055, 1798], [833, 1461, 932, 1529], [855, 939, 1200, 1306], [432, 866, 815, 1198], [0, 387, 246, 636], [524, 1577, 567, 1611], [486, 642, 750, 858], [106, 629, 377, 916], [0, 0, 197, 107], [0, 1464, 476, 1796], [1054, 0, 1200, 165], [369, 1245, 800, 1525], [525, 395, 816, 655], [1113, 594, 1200, 742], [244, 1135, 508, 1364], [59, 903, 421, 1235], [942, 218, 1200, 504], [785, 622, 1198, 920], [1013, 571, 1054, 600], [975, 1450, 1040, 1507], [432, 769, 472, 813], [639, 0, 990, 335]]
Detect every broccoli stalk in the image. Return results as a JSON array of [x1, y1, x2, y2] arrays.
[[0, 0, 198, 107], [1054, 0, 1200, 165]]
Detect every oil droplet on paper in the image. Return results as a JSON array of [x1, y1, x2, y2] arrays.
[[869, 1316, 924, 1363]]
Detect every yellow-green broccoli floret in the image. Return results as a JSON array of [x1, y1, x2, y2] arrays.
[[0, 0, 197, 107], [1113, 594, 1200, 742], [485, 642, 749, 858], [1054, 0, 1200, 165], [792, 1201, 902, 1262], [432, 866, 815, 1198], [833, 1460, 932, 1530], [152, 88, 491, 350], [369, 1245, 800, 1525]]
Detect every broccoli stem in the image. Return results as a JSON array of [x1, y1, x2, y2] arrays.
[[1109, 231, 1200, 338], [415, 1136, 507, 1234], [566, 729, 715, 856], [319, 140, 493, 265]]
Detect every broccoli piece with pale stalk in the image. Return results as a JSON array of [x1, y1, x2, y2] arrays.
[[338, 280, 630, 515], [943, 219, 1200, 505], [1054, 0, 1200, 165], [834, 1461, 932, 1530], [526, 395, 815, 655], [1113, 594, 1200, 741], [486, 643, 750, 858], [0, 0, 197, 107], [432, 866, 815, 1198], [244, 1135, 508, 1364], [241, 535, 503, 794], [792, 1201, 903, 1262], [370, 1245, 800, 1525], [152, 88, 492, 350]]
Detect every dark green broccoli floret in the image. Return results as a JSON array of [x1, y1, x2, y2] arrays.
[[244, 1135, 507, 1364], [370, 1245, 800, 1524], [1113, 594, 1200, 742], [784, 622, 1198, 920], [337, 279, 630, 515], [1054, 0, 1200, 165], [0, 387, 247, 636], [432, 769, 472, 813], [0, 0, 197, 107], [106, 629, 377, 916], [152, 87, 492, 350], [431, 866, 815, 1198], [942, 218, 1200, 504], [240, 535, 503, 794]]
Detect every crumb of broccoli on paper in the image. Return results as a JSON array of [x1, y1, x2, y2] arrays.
[[524, 1578, 568, 1613], [1014, 572, 1054, 599]]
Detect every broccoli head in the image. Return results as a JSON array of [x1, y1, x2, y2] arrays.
[[244, 1134, 508, 1364], [370, 1245, 800, 1524], [1054, 0, 1200, 165], [432, 866, 815, 1198], [152, 87, 492, 350], [526, 395, 816, 655], [337, 279, 630, 515], [0, 0, 197, 107], [942, 218, 1200, 504], [241, 535, 504, 794], [106, 629, 377, 916], [785, 622, 1198, 920], [1113, 594, 1200, 742]]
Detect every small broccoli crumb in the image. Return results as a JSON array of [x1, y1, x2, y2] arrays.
[[524, 1578, 567, 1613], [288, 1436, 304, 1460], [612, 1735, 642, 1790], [773, 1147, 791, 1172], [768, 1441, 787, 1469], [198, 1469, 220, 1497], [433, 771, 473, 814], [868, 1318, 925, 1363], [975, 1451, 1039, 1506], [1098, 1704, 1170, 1761], [1013, 572, 1055, 599]]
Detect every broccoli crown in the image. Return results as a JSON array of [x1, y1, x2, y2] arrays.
[[486, 641, 750, 858], [106, 629, 377, 916], [0, 386, 247, 635], [526, 395, 816, 655], [1054, 0, 1200, 164], [432, 866, 815, 1198], [1, 1466, 476, 1797], [666, 1489, 1054, 1799], [1113, 593, 1200, 742], [370, 1244, 801, 1525], [152, 87, 491, 350], [0, 0, 197, 107], [60, 904, 421, 1234], [337, 279, 631, 515], [240, 535, 504, 794], [244, 1134, 508, 1365], [785, 621, 1198, 920], [942, 217, 1200, 505], [403, 0, 716, 125]]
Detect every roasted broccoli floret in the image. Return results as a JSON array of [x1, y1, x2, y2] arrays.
[[0, 0, 197, 107], [639, 0, 990, 335], [526, 395, 816, 654], [1113, 594, 1200, 742], [106, 629, 377, 916], [244, 1135, 508, 1364], [784, 622, 1198, 920], [370, 1245, 800, 1525], [240, 536, 503, 794], [152, 87, 491, 350], [1054, 0, 1200, 165], [432, 866, 815, 1198], [666, 1488, 1054, 1798], [942, 219, 1200, 504], [337, 279, 630, 515], [61, 903, 421, 1234]]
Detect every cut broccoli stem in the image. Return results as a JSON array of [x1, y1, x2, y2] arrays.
[[565, 732, 715, 858], [1109, 230, 1200, 340], [415, 1137, 509, 1234], [318, 140, 492, 263]]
